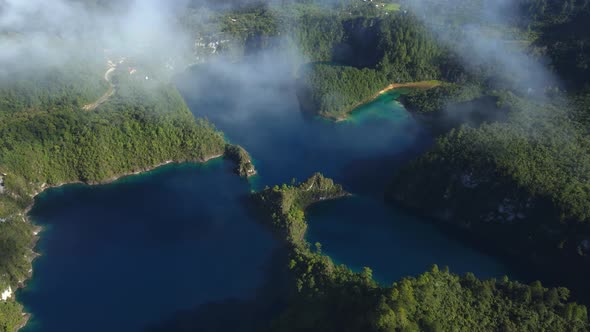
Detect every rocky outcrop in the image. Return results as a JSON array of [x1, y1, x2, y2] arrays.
[[0, 173, 5, 194], [224, 144, 257, 178]]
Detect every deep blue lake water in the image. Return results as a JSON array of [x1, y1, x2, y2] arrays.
[[18, 160, 279, 332], [18, 58, 520, 331]]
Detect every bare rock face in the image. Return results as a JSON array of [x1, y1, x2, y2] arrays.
[[0, 173, 5, 194], [224, 144, 257, 178]]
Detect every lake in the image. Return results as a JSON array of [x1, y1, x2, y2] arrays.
[[18, 56, 520, 331], [18, 161, 280, 332], [176, 58, 516, 282]]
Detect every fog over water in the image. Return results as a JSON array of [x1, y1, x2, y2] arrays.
[[16, 51, 529, 331], [8, 1, 547, 331]]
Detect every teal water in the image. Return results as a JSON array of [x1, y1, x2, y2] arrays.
[[18, 60, 521, 332], [346, 91, 409, 125], [177, 61, 517, 281]]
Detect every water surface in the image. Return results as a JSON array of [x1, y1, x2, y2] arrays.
[[19, 160, 278, 332], [19, 60, 521, 332], [305, 196, 509, 285], [176, 63, 515, 281]]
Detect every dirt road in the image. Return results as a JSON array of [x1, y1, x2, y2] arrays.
[[82, 67, 116, 111]]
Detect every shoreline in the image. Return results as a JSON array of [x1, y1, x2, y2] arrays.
[[15, 152, 224, 331], [375, 80, 441, 95], [331, 80, 441, 122]]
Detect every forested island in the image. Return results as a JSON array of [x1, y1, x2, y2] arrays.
[[2, 0, 590, 330], [225, 144, 257, 178]]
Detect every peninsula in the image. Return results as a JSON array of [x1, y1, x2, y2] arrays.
[[2, 0, 590, 330], [0, 60, 250, 329], [252, 175, 588, 331]]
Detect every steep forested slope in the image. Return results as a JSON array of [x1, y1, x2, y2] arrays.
[[386, 1, 590, 290], [0, 64, 226, 329], [253, 175, 589, 332], [293, 11, 446, 119]]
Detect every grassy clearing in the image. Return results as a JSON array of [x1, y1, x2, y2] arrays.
[[383, 3, 401, 11]]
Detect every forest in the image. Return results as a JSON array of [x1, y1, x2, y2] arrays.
[[386, 0, 590, 301], [212, 1, 447, 119], [297, 64, 388, 120], [0, 62, 227, 329], [292, 9, 447, 119], [225, 144, 257, 177], [2, 0, 590, 330], [252, 175, 589, 332], [217, 0, 590, 327]]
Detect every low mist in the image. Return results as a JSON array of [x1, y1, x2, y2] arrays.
[[0, 0, 198, 74], [402, 0, 559, 95]]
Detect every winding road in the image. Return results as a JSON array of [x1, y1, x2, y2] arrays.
[[82, 67, 116, 111]]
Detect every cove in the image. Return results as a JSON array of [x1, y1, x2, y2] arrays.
[[303, 91, 516, 284], [176, 58, 521, 283], [17, 160, 279, 332], [18, 56, 525, 331], [305, 196, 510, 285]]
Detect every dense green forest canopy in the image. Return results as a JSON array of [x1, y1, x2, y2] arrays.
[[290, 10, 447, 119], [2, 0, 590, 330], [534, 3, 590, 88], [0, 60, 226, 329], [253, 175, 589, 332], [386, 0, 590, 302], [297, 63, 388, 120], [190, 0, 590, 322]]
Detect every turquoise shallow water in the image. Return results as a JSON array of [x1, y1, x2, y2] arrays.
[[18, 61, 521, 332], [346, 91, 409, 125]]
